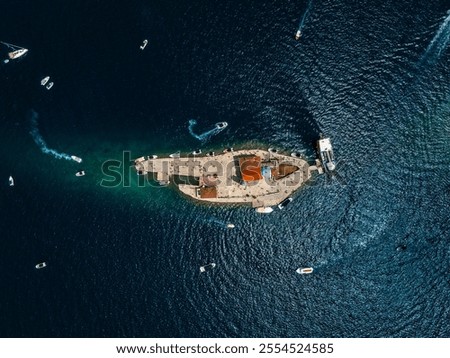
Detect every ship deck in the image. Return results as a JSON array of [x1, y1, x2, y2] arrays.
[[134, 149, 319, 207]]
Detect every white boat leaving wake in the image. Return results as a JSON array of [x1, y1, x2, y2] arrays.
[[1, 41, 28, 63], [71, 155, 82, 163], [200, 263, 216, 273], [140, 39, 148, 50], [188, 119, 228, 143]]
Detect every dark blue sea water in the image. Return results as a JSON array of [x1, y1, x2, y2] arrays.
[[0, 0, 449, 337]]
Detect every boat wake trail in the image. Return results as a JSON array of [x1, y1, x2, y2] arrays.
[[420, 11, 450, 64], [188, 119, 226, 143], [297, 0, 313, 32], [29, 111, 72, 161], [205, 217, 230, 229]]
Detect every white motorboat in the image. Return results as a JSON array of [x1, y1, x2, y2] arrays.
[[46, 82, 54, 90], [317, 136, 336, 172], [295, 30, 302, 40], [41, 76, 50, 86], [278, 197, 293, 210], [226, 224, 235, 229], [140, 39, 148, 50], [8, 176, 14, 186], [396, 245, 407, 252], [256, 207, 273, 214], [296, 267, 313, 274], [169, 151, 181, 158], [200, 263, 216, 273], [71, 155, 83, 163], [35, 262, 47, 269], [1, 41, 28, 61], [75, 170, 85, 177], [215, 122, 228, 129]]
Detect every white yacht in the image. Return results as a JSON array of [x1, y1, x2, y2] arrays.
[[278, 197, 293, 210], [71, 155, 83, 163], [46, 82, 54, 90], [317, 136, 336, 172], [226, 223, 235, 229], [296, 267, 313, 274], [295, 30, 302, 40], [75, 170, 85, 177], [140, 39, 148, 50], [41, 76, 50, 86], [35, 262, 47, 269], [169, 151, 181, 158], [200, 263, 216, 273], [1, 41, 28, 61], [256, 207, 273, 214], [215, 122, 228, 129], [8, 176, 14, 186]]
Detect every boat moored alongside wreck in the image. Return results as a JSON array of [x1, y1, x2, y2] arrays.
[[317, 136, 336, 172]]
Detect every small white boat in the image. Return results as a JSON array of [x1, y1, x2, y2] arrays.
[[71, 155, 83, 163], [278, 197, 293, 210], [192, 149, 202, 155], [35, 262, 47, 269], [8, 176, 14, 186], [296, 267, 313, 274], [268, 147, 278, 154], [169, 151, 181, 158], [317, 135, 336, 172], [295, 30, 302, 40], [256, 207, 273, 214], [396, 245, 407, 252], [1, 41, 28, 60], [140, 39, 148, 50], [75, 170, 85, 177], [200, 263, 216, 273], [41, 76, 50, 86], [215, 122, 228, 129], [46, 82, 54, 90], [226, 223, 235, 229]]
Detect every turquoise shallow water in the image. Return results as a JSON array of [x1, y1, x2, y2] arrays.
[[0, 0, 449, 337]]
